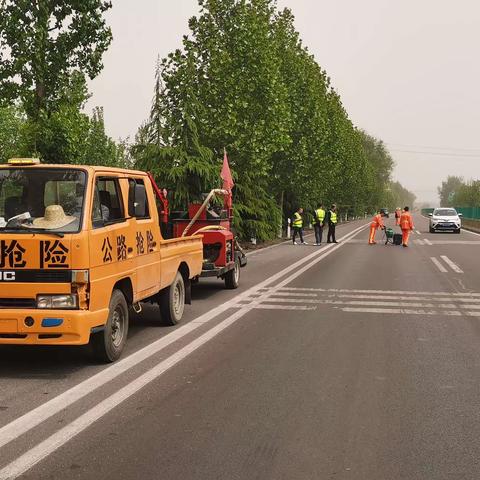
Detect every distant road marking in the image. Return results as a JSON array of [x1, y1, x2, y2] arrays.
[[440, 255, 464, 273], [423, 238, 433, 245], [333, 293, 479, 302], [415, 230, 421, 235], [0, 224, 369, 480], [243, 297, 480, 310], [341, 307, 464, 316], [431, 257, 448, 273], [416, 239, 425, 245], [245, 304, 316, 311], [276, 287, 480, 297], [269, 292, 319, 297]]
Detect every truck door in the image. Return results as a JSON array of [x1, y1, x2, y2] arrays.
[[89, 176, 137, 308], [127, 177, 160, 297]]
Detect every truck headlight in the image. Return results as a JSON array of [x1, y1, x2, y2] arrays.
[[37, 294, 78, 309]]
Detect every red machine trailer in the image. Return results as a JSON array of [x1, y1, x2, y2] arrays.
[[147, 173, 247, 289]]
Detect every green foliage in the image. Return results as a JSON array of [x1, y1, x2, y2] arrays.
[[0, 1, 124, 168], [438, 176, 480, 208], [134, 0, 414, 240], [0, 106, 27, 162], [0, 0, 112, 118], [385, 181, 416, 210], [438, 176, 464, 207]]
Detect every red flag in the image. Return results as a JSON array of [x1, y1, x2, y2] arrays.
[[221, 149, 234, 192], [221, 149, 234, 212]]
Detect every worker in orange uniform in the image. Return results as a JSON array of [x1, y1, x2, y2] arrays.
[[368, 210, 385, 244], [394, 207, 401, 226], [399, 206, 414, 247]]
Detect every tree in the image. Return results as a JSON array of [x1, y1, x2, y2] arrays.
[[135, 0, 414, 240], [0, 106, 26, 162], [438, 176, 464, 206], [0, 0, 112, 119]]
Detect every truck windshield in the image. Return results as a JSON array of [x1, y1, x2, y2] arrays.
[[0, 168, 87, 232]]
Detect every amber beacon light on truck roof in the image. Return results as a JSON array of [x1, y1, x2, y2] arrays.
[[6, 158, 41, 165]]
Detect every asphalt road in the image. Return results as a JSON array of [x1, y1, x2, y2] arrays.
[[2, 215, 480, 479]]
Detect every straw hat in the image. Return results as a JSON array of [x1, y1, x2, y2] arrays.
[[33, 205, 75, 229]]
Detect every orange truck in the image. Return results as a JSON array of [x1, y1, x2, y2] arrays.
[[0, 159, 203, 361]]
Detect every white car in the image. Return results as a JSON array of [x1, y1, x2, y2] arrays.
[[429, 208, 462, 233]]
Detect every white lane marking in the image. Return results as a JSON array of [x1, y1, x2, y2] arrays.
[[277, 287, 480, 297], [0, 223, 368, 451], [333, 293, 480, 303], [415, 230, 421, 235], [0, 224, 370, 479], [243, 298, 480, 309], [341, 307, 463, 316], [462, 228, 480, 237], [268, 292, 318, 297], [440, 255, 464, 274], [431, 257, 448, 273], [416, 239, 425, 245], [423, 238, 433, 245], [237, 304, 317, 311]]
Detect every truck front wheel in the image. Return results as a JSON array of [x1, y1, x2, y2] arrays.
[[159, 271, 185, 326], [91, 289, 129, 363]]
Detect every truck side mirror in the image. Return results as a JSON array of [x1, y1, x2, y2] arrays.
[[132, 184, 147, 218]]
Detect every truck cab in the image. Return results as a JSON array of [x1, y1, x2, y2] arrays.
[[0, 159, 203, 361]]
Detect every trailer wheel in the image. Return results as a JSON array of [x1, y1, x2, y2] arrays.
[[159, 271, 185, 325], [91, 289, 129, 363], [225, 257, 240, 289]]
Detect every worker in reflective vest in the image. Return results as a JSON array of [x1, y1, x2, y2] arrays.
[[292, 207, 307, 245], [399, 206, 414, 247], [368, 210, 385, 244], [313, 203, 326, 245], [394, 207, 401, 226], [326, 204, 338, 243]]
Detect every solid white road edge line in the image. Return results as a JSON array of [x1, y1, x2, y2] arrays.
[[440, 255, 464, 274], [0, 224, 369, 479], [462, 228, 480, 237], [430, 257, 448, 273]]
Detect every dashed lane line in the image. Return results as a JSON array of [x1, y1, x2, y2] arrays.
[[431, 257, 448, 273], [440, 255, 464, 273]]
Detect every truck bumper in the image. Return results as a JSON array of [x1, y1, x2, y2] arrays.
[[0, 308, 109, 345]]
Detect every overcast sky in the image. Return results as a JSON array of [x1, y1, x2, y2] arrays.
[[87, 0, 480, 205]]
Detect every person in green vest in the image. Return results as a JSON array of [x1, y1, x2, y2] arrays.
[[325, 204, 338, 243], [292, 207, 308, 245], [312, 202, 326, 245]]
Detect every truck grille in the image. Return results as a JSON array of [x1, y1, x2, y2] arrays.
[[0, 298, 36, 309]]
